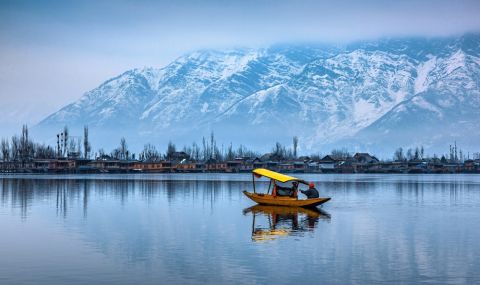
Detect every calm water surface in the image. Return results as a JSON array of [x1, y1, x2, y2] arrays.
[[1, 174, 480, 285]]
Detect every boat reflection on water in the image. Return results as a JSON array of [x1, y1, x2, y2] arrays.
[[243, 205, 331, 242]]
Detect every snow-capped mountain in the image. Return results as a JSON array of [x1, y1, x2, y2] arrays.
[[36, 35, 480, 156]]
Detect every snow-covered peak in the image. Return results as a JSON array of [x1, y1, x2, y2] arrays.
[[36, 34, 480, 155]]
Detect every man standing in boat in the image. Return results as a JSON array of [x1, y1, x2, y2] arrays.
[[301, 182, 319, 199]]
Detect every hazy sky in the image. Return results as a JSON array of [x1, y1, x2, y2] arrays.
[[1, 0, 479, 137]]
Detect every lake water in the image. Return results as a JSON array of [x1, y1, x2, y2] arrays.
[[1, 174, 480, 285]]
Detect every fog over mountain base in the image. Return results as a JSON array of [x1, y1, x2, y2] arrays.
[[34, 34, 480, 158]]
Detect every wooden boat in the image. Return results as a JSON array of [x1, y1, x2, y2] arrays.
[[243, 168, 331, 208], [243, 191, 330, 207]]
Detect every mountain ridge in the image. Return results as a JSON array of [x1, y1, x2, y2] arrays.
[[36, 34, 480, 157]]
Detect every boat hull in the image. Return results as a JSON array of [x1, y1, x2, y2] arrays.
[[243, 191, 330, 208]]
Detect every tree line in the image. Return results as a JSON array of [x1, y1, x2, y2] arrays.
[[0, 125, 302, 163], [1, 125, 479, 163], [1, 125, 91, 163], [393, 141, 474, 163]]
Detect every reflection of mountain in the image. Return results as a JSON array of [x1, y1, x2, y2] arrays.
[[243, 205, 330, 242]]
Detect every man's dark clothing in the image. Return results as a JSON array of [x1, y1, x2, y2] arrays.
[[301, 188, 319, 199]]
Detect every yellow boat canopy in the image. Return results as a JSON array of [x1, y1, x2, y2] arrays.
[[252, 168, 302, 183]]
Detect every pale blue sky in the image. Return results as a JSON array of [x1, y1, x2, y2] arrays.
[[1, 0, 479, 136]]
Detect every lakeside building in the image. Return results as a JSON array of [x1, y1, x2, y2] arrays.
[[1, 153, 479, 174]]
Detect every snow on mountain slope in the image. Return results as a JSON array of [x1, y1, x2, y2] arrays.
[[414, 56, 437, 94], [140, 50, 259, 126], [353, 48, 480, 154], [36, 35, 480, 154], [41, 68, 157, 128], [213, 49, 419, 147]]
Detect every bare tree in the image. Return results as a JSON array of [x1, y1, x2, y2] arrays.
[[202, 137, 207, 161], [454, 141, 458, 162], [63, 126, 69, 157], [394, 147, 405, 161], [111, 148, 121, 160], [237, 144, 245, 158], [83, 126, 91, 159], [119, 137, 128, 160], [34, 143, 55, 159], [141, 144, 160, 161], [191, 142, 200, 161], [414, 147, 420, 160], [76, 138, 82, 157], [11, 135, 20, 161], [68, 139, 76, 157], [98, 148, 106, 158], [1, 138, 10, 161], [19, 124, 33, 165], [56, 133, 61, 157], [331, 148, 350, 160], [406, 148, 413, 161], [210, 132, 215, 160], [293, 136, 299, 158], [226, 143, 234, 161], [166, 141, 176, 160], [272, 142, 287, 161]]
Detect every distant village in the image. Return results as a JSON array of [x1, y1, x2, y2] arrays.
[[1, 125, 479, 174]]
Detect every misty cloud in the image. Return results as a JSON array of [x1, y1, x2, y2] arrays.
[[0, 0, 479, 137]]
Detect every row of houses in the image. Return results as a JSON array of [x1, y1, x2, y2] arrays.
[[1, 153, 479, 174]]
